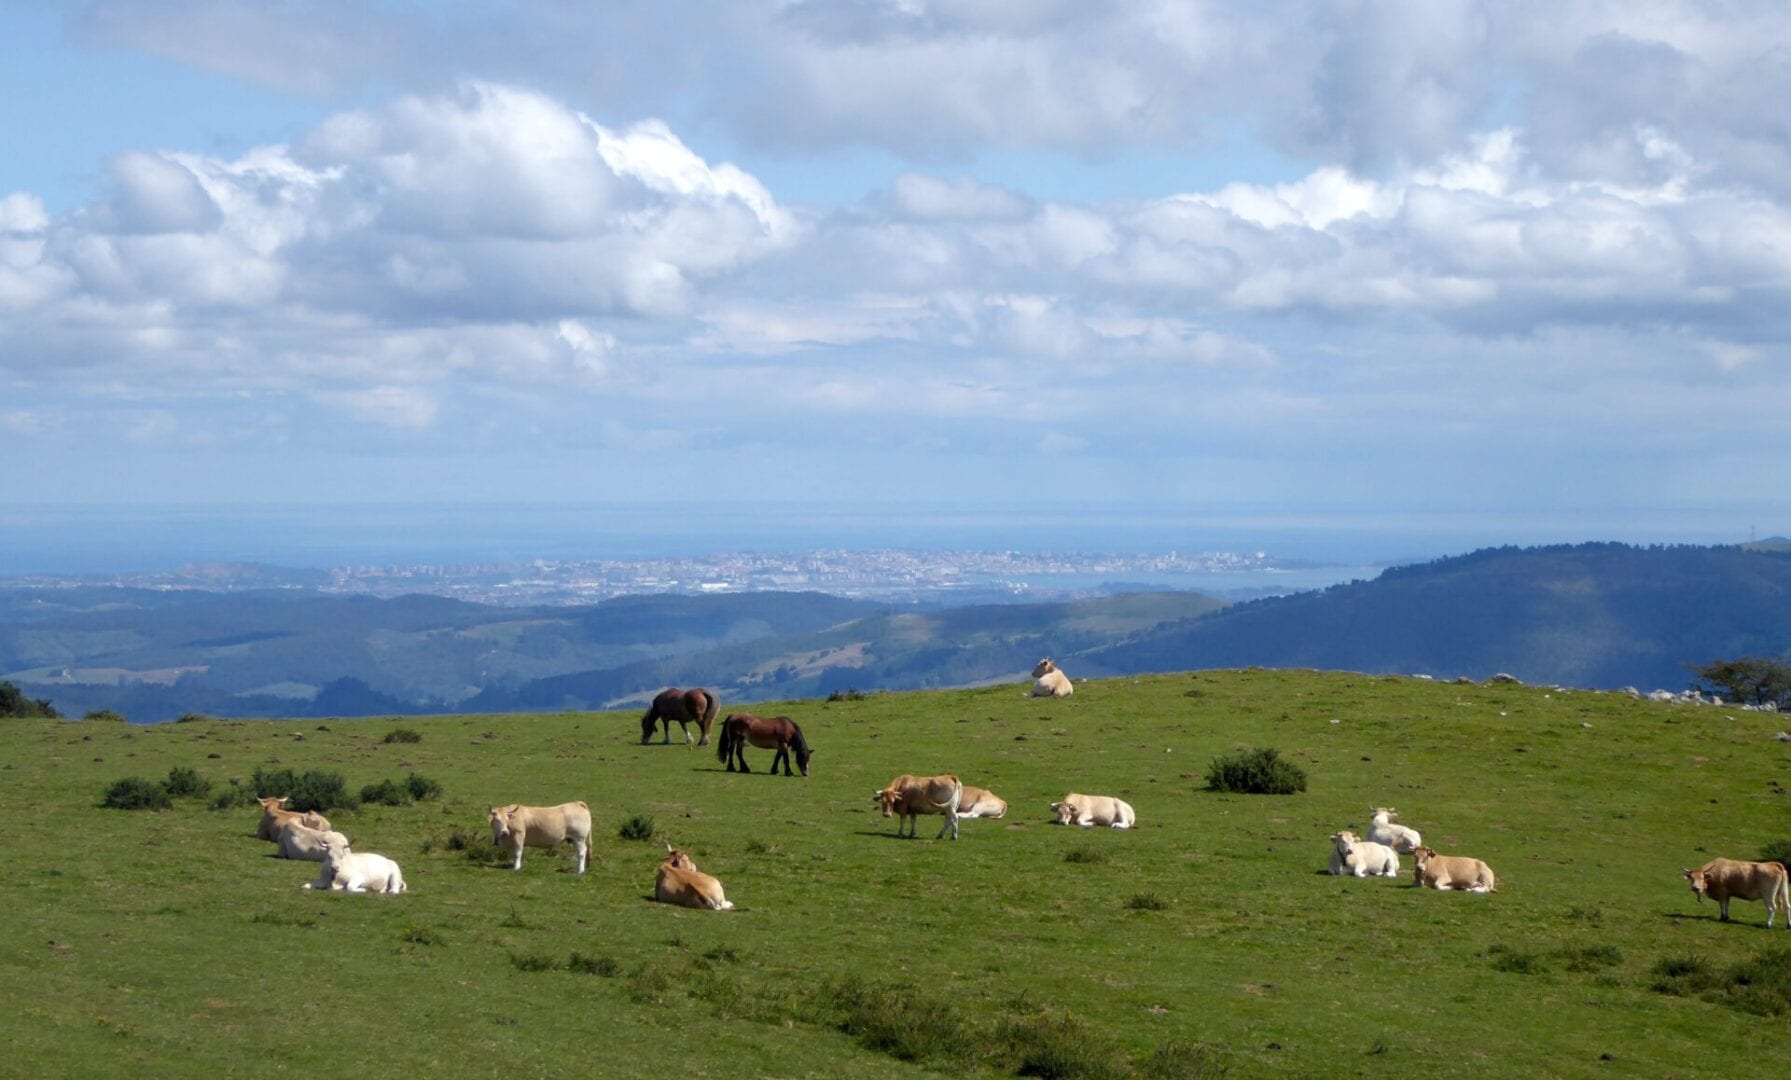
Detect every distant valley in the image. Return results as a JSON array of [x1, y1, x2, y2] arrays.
[[4, 542, 1788, 721]]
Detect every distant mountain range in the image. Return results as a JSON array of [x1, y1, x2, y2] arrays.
[[5, 543, 1787, 721]]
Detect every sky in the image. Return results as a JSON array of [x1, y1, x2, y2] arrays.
[[2, 1, 1789, 547]]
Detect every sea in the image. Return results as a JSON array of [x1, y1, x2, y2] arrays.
[[0, 501, 1757, 580]]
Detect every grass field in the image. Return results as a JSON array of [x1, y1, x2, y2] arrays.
[[4, 670, 1790, 1077]]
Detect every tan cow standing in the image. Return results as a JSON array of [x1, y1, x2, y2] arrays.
[[489, 801, 593, 874], [654, 845, 734, 910], [873, 774, 964, 840], [1410, 846, 1497, 892], [256, 796, 331, 842], [1031, 659, 1074, 697], [1683, 858, 1791, 927]]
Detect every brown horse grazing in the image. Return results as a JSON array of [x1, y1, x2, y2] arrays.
[[717, 713, 813, 776], [640, 687, 720, 746]]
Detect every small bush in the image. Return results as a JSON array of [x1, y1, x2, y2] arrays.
[[1205, 747, 1307, 795], [405, 773, 442, 801], [253, 767, 356, 813], [383, 728, 423, 744], [827, 689, 867, 702], [1652, 949, 1791, 1016], [209, 779, 258, 811], [1758, 838, 1791, 870], [361, 779, 412, 806], [1649, 953, 1711, 994], [83, 709, 128, 723], [103, 777, 172, 810], [162, 766, 212, 800], [617, 813, 657, 842], [567, 952, 620, 977]]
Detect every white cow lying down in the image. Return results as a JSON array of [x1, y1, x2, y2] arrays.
[[1050, 793, 1135, 829], [303, 836, 406, 894], [1329, 830, 1400, 877], [276, 820, 351, 862], [1367, 807, 1421, 853], [955, 785, 1008, 820]]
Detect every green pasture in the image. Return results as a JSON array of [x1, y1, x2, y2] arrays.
[[4, 670, 1790, 1077]]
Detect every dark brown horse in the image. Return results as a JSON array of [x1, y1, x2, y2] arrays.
[[640, 687, 720, 746], [717, 713, 812, 776]]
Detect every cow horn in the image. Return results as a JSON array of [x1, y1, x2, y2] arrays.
[[665, 841, 674, 853]]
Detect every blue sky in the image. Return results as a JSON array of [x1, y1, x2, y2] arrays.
[[2, 1, 1789, 545]]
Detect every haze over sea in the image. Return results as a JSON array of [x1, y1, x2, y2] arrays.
[[0, 501, 1758, 580]]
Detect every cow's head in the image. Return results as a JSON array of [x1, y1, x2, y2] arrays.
[[258, 795, 289, 813], [1049, 800, 1075, 825], [1410, 846, 1436, 868], [1331, 830, 1357, 851], [319, 834, 350, 865], [663, 843, 696, 872], [1371, 806, 1396, 821], [873, 788, 901, 817], [1032, 659, 1056, 678], [488, 805, 519, 843], [1683, 867, 1709, 902]]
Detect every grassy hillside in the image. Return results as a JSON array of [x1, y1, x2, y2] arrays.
[[4, 670, 1789, 1076], [1085, 544, 1791, 690]]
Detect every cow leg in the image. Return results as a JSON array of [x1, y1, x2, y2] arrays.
[[574, 839, 588, 874], [1720, 897, 1730, 921], [937, 813, 958, 841], [511, 849, 524, 872]]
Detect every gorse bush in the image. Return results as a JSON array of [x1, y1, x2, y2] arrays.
[[103, 777, 172, 810], [361, 779, 412, 806], [1759, 838, 1791, 869], [209, 779, 258, 811], [405, 773, 442, 801], [252, 767, 356, 812], [1205, 747, 1307, 795], [163, 766, 212, 800], [383, 728, 422, 744]]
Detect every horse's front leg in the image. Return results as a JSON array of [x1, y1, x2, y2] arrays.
[[775, 745, 791, 776]]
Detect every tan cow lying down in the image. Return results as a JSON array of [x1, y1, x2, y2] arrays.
[[955, 785, 1008, 820], [1411, 846, 1497, 892], [489, 801, 593, 873], [1683, 858, 1791, 927], [256, 796, 331, 842], [275, 820, 351, 862], [1031, 659, 1074, 697], [874, 774, 964, 840], [655, 845, 734, 910], [303, 836, 406, 894], [1050, 792, 1135, 829], [1329, 830, 1399, 877]]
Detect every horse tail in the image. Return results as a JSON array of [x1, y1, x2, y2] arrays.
[[701, 689, 720, 735], [716, 717, 733, 764]]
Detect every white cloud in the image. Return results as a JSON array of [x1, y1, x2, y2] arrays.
[[313, 385, 440, 429]]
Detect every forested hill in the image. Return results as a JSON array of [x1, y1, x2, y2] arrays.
[[1077, 543, 1791, 689]]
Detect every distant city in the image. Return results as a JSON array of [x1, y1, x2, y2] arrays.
[[0, 548, 1378, 606]]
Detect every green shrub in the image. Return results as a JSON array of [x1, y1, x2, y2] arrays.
[[0, 680, 59, 718], [1651, 949, 1791, 1016], [209, 779, 258, 811], [83, 709, 128, 723], [827, 689, 867, 702], [360, 779, 412, 806], [163, 766, 212, 800], [617, 813, 656, 842], [1205, 747, 1307, 795], [1758, 838, 1791, 870], [405, 773, 442, 801], [995, 1008, 1130, 1080], [253, 767, 356, 812], [383, 727, 423, 744], [103, 777, 172, 810]]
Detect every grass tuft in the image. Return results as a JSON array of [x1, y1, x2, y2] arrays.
[[617, 813, 656, 842], [1062, 846, 1107, 865], [1125, 892, 1169, 911], [400, 925, 444, 946], [508, 952, 561, 973], [566, 952, 619, 977], [382, 728, 423, 744]]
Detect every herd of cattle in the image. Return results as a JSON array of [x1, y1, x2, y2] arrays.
[[251, 658, 1791, 926]]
